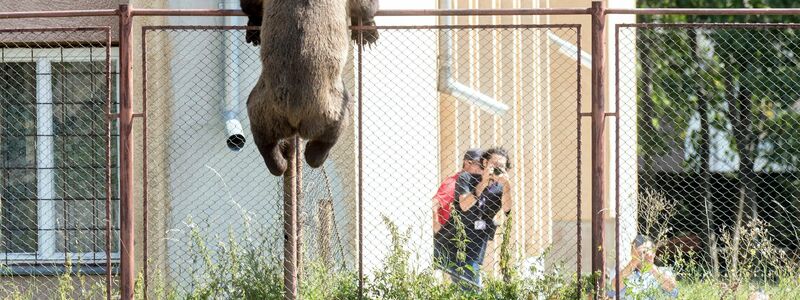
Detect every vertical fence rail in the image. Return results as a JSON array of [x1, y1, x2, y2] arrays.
[[140, 24, 150, 300], [357, 20, 365, 300], [613, 22, 621, 300], [105, 27, 114, 300], [575, 25, 584, 298]]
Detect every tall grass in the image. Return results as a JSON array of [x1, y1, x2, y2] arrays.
[[4, 190, 800, 299], [2, 224, 798, 300]]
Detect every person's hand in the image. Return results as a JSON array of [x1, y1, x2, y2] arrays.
[[496, 172, 511, 189], [640, 249, 656, 272], [481, 165, 494, 183], [643, 250, 655, 264], [627, 255, 641, 270]]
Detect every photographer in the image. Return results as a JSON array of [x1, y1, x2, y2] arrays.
[[607, 235, 678, 299], [433, 149, 483, 269], [432, 149, 483, 234], [446, 147, 513, 288]]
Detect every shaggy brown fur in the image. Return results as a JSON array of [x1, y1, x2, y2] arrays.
[[240, 0, 379, 46], [242, 0, 379, 176]]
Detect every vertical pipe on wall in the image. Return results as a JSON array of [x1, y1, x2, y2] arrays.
[[221, 0, 246, 151]]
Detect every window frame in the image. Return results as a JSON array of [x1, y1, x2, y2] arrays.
[[0, 46, 121, 265]]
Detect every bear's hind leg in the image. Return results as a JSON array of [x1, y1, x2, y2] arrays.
[[251, 112, 295, 176], [303, 89, 352, 168], [253, 134, 289, 176], [304, 134, 337, 169]]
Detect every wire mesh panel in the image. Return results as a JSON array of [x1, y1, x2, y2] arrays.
[[142, 27, 359, 298], [0, 28, 117, 300], [356, 25, 582, 297], [141, 24, 583, 298], [615, 24, 800, 298]]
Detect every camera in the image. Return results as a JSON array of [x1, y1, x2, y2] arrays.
[[492, 167, 504, 176]]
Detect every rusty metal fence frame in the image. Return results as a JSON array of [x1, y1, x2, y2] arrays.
[[2, 2, 800, 299]]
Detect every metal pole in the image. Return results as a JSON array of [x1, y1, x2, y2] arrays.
[[296, 142, 304, 292], [141, 25, 150, 300], [104, 27, 113, 300], [605, 7, 800, 15], [357, 20, 365, 300], [283, 137, 298, 300], [575, 25, 583, 298], [126, 8, 593, 17], [590, 1, 606, 298], [0, 9, 119, 18], [614, 23, 622, 300], [118, 4, 136, 300], [4, 7, 800, 19]]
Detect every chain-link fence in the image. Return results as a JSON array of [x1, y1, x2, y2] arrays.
[[0, 28, 118, 299], [615, 23, 800, 298], [5, 5, 800, 300], [139, 24, 583, 298], [357, 24, 582, 293], [142, 26, 359, 298]]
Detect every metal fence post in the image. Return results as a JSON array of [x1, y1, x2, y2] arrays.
[[284, 137, 299, 300], [118, 4, 136, 300], [297, 146, 304, 294], [591, 0, 607, 298], [357, 19, 364, 300]]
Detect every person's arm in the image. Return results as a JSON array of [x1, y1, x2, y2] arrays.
[[610, 257, 639, 293], [648, 266, 677, 294], [496, 174, 513, 214], [432, 197, 442, 233], [457, 169, 491, 211], [431, 178, 454, 233], [458, 180, 488, 211]]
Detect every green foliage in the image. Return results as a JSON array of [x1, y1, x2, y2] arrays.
[[3, 214, 800, 299], [301, 262, 359, 300], [763, 111, 800, 170], [450, 208, 469, 264], [499, 213, 514, 282], [635, 1, 800, 283], [368, 215, 443, 299], [184, 217, 284, 300], [637, 0, 800, 172]]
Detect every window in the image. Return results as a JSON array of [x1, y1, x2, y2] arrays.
[[0, 47, 119, 269]]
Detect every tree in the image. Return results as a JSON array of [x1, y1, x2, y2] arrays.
[[636, 0, 800, 277]]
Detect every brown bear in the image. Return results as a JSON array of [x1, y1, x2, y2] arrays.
[[240, 0, 379, 176]]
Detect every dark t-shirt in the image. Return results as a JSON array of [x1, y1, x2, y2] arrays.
[[450, 172, 505, 264]]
